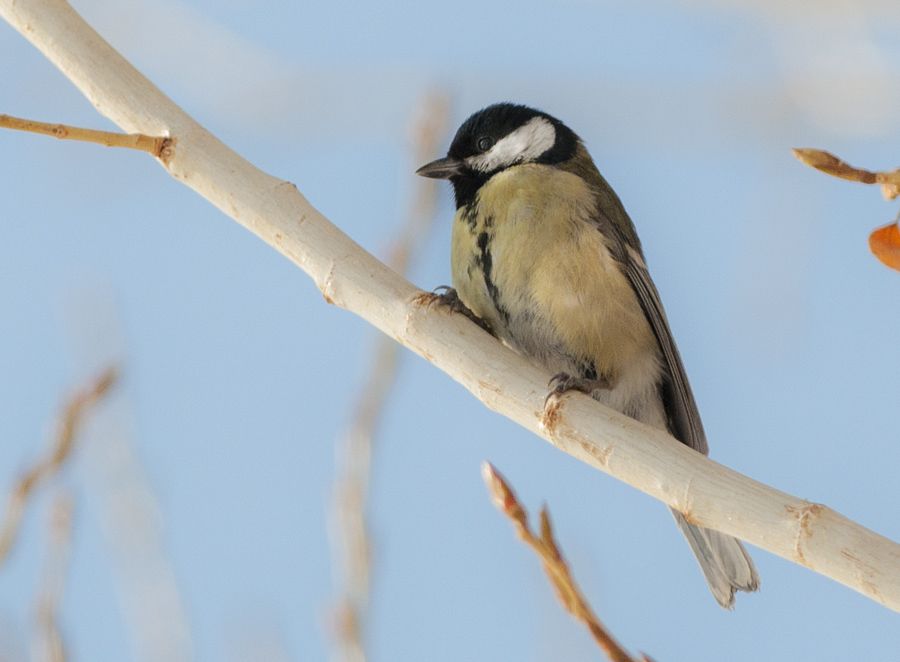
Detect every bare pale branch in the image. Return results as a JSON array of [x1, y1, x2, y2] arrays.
[[2, 0, 900, 611], [0, 366, 117, 565], [482, 463, 652, 662]]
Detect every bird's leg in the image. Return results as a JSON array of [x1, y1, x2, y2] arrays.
[[414, 286, 494, 336], [545, 371, 611, 405]]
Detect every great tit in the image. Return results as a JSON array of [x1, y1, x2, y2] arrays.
[[417, 103, 759, 608]]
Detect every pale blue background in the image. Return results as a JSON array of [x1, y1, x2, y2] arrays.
[[2, 1, 899, 660]]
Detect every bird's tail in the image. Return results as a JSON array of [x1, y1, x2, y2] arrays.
[[670, 509, 759, 609]]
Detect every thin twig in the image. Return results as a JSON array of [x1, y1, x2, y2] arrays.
[[482, 463, 653, 662], [329, 91, 449, 662], [0, 366, 117, 565], [793, 148, 900, 271], [0, 113, 170, 157], [32, 492, 74, 662], [793, 148, 900, 200]]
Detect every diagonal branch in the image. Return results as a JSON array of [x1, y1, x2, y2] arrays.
[[2, 0, 900, 611], [483, 463, 652, 662]]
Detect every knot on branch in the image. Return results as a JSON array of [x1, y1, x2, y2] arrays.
[[155, 137, 175, 164], [787, 501, 825, 566]]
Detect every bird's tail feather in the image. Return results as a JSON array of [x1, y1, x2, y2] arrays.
[[670, 509, 759, 609]]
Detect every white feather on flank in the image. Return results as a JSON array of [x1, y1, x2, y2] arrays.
[[466, 117, 556, 172]]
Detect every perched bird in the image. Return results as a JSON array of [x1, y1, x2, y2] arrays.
[[417, 103, 759, 608]]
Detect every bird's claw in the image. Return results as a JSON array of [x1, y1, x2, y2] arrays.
[[414, 286, 494, 335], [413, 285, 458, 309], [544, 371, 611, 406]]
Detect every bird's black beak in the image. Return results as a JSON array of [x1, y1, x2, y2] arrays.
[[415, 156, 464, 179]]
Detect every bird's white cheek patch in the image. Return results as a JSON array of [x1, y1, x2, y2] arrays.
[[467, 117, 556, 172]]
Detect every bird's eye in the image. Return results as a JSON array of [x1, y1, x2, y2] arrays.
[[477, 136, 494, 152]]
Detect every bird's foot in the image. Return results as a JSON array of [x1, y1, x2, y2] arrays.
[[414, 286, 494, 335], [545, 372, 611, 406]]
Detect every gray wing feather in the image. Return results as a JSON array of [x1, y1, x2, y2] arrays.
[[578, 162, 708, 454], [622, 246, 708, 455], [583, 174, 759, 607]]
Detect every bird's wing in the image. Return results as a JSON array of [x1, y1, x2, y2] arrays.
[[575, 160, 709, 454], [620, 245, 708, 455]]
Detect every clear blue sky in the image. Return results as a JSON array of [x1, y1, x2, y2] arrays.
[[2, 1, 899, 660]]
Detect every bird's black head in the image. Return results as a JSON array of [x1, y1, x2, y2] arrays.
[[416, 103, 579, 208]]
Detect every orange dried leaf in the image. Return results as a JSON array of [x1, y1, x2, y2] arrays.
[[868, 222, 900, 271]]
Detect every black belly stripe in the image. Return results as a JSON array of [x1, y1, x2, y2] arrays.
[[474, 226, 509, 323], [462, 204, 478, 231]]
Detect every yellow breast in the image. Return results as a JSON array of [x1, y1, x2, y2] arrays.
[[451, 164, 659, 381]]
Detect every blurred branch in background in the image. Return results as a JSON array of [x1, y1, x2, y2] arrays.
[[32, 493, 74, 662], [79, 384, 196, 662], [66, 292, 195, 662], [0, 366, 117, 565], [793, 148, 900, 271], [329, 91, 449, 662], [481, 463, 652, 662], [0, 294, 193, 662]]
